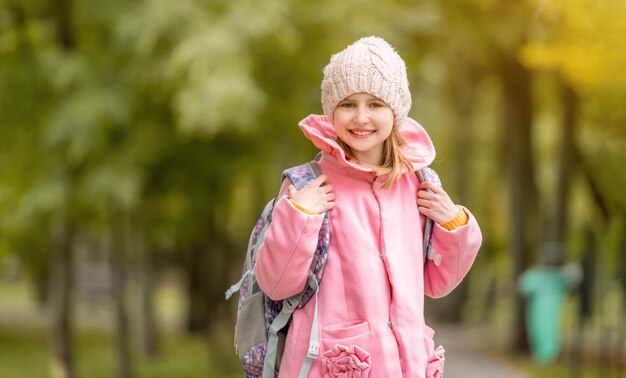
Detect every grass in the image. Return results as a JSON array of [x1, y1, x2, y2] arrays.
[[0, 322, 242, 378], [0, 275, 243, 378], [0, 276, 37, 312], [0, 324, 49, 378]]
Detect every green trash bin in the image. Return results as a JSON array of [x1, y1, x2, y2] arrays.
[[518, 265, 581, 363]]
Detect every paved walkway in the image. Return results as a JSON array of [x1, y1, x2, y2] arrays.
[[433, 323, 530, 378]]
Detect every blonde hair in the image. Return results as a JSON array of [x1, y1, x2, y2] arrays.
[[337, 125, 413, 190]]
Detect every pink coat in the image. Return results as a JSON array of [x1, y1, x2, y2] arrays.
[[254, 115, 482, 378]]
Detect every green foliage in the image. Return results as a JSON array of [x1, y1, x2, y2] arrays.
[[519, 0, 626, 215], [0, 0, 624, 372], [115, 0, 294, 137]]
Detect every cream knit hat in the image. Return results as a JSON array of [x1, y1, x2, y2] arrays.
[[321, 36, 412, 123]]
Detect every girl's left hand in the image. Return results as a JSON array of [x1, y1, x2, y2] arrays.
[[417, 182, 460, 224]]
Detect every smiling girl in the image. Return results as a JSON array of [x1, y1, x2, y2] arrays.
[[253, 36, 482, 378]]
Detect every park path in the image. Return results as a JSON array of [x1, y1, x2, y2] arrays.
[[433, 323, 530, 378]]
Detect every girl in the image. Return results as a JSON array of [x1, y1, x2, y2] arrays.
[[254, 36, 482, 378]]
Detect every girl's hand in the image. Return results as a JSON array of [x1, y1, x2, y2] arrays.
[[417, 182, 459, 224], [288, 175, 335, 214]]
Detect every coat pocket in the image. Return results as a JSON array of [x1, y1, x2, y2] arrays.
[[320, 321, 372, 378], [322, 320, 370, 340], [424, 325, 445, 378]]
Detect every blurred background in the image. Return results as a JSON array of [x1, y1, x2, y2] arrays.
[[0, 0, 624, 377]]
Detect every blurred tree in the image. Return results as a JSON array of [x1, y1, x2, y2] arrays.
[[113, 0, 298, 335], [411, 0, 491, 323], [519, 1, 626, 360], [49, 0, 79, 376], [521, 0, 626, 217], [410, 1, 539, 351], [1, 0, 625, 373]]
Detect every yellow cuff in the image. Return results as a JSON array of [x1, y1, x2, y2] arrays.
[[440, 207, 468, 231], [289, 199, 318, 215]]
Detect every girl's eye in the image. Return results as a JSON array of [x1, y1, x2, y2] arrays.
[[370, 102, 384, 108], [341, 103, 355, 109]]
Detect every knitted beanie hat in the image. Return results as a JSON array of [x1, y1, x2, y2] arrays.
[[321, 36, 411, 123]]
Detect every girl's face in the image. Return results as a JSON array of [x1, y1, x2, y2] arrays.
[[333, 93, 395, 166]]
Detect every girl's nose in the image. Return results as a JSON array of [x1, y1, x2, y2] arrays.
[[354, 107, 370, 124]]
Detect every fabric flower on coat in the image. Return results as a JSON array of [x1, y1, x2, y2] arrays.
[[426, 345, 445, 378], [321, 344, 371, 378]]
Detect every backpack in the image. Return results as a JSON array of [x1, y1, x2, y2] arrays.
[[225, 155, 442, 378]]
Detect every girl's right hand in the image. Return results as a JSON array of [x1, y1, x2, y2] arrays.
[[287, 175, 335, 214]]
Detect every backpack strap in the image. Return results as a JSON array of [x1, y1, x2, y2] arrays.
[[263, 290, 306, 378], [297, 277, 320, 378], [416, 167, 443, 266], [282, 153, 323, 191], [263, 154, 326, 378], [309, 153, 323, 176], [263, 276, 321, 378]]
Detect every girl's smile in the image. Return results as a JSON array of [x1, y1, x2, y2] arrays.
[[350, 129, 376, 137]]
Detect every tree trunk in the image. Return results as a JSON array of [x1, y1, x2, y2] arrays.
[[184, 224, 237, 334], [53, 0, 74, 49], [207, 237, 237, 332], [445, 62, 483, 323], [137, 234, 159, 357], [428, 62, 482, 323], [49, 216, 75, 378], [185, 243, 210, 333], [549, 82, 579, 249], [497, 51, 538, 353], [577, 151, 610, 220], [617, 221, 626, 378], [111, 209, 133, 378], [570, 226, 596, 377], [49, 0, 76, 374]]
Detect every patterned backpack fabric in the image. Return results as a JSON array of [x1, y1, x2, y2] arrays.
[[226, 156, 441, 378], [417, 167, 443, 265], [225, 158, 330, 378]]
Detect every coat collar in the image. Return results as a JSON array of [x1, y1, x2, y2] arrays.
[[298, 114, 436, 173]]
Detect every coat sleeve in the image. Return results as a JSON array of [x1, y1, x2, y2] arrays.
[[424, 206, 482, 298], [253, 179, 325, 301]]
